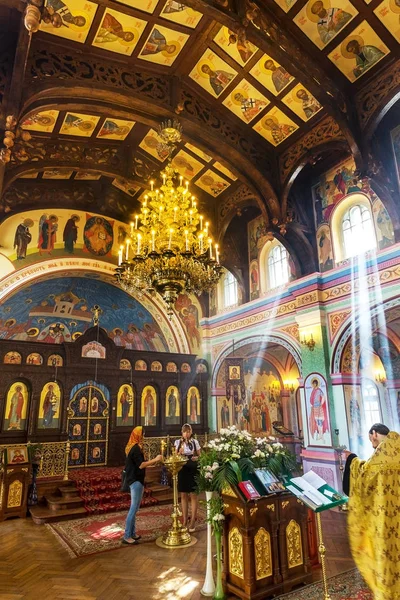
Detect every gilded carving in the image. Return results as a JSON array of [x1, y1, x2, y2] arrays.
[[250, 507, 258, 517], [222, 484, 237, 498], [229, 527, 244, 579], [286, 519, 303, 568], [254, 527, 272, 580], [266, 504, 275, 512], [7, 480, 23, 508], [282, 500, 289, 509], [236, 506, 244, 516], [279, 117, 345, 182], [356, 59, 400, 128]]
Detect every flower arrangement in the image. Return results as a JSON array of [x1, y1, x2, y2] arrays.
[[197, 426, 297, 492]]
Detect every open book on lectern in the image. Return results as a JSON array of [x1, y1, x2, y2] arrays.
[[285, 470, 348, 512]]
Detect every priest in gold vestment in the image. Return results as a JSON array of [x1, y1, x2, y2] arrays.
[[344, 424, 400, 600]]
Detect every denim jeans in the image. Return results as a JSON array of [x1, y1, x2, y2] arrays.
[[124, 481, 144, 539]]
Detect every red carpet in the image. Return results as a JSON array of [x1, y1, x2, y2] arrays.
[[276, 568, 372, 599], [68, 467, 158, 514], [45, 504, 206, 558]]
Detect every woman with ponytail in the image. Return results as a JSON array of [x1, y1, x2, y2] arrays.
[[122, 426, 162, 545], [174, 423, 201, 532]]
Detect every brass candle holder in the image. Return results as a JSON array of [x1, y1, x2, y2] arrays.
[[160, 452, 192, 547]]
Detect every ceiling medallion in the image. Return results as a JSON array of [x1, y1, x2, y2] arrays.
[[115, 121, 222, 316]]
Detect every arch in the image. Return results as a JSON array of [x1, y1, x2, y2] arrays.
[[364, 89, 400, 142], [331, 296, 400, 374], [211, 334, 302, 389], [13, 85, 280, 217], [330, 192, 375, 262], [0, 257, 190, 354], [259, 238, 291, 293], [4, 351, 22, 365]]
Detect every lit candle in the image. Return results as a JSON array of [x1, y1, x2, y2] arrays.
[[193, 201, 196, 210], [185, 212, 188, 226], [137, 234, 141, 254], [118, 246, 123, 266], [199, 233, 203, 253], [186, 181, 189, 191], [159, 205, 164, 221], [191, 196, 195, 207], [179, 175, 183, 186], [169, 228, 173, 250], [150, 180, 154, 191], [162, 174, 166, 185], [173, 206, 178, 222], [205, 221, 209, 236], [125, 239, 130, 261], [185, 230, 189, 251], [200, 215, 203, 230], [189, 209, 193, 224], [151, 229, 155, 252], [208, 238, 213, 259], [135, 214, 138, 229], [144, 195, 148, 206], [215, 244, 219, 264], [130, 222, 134, 236]]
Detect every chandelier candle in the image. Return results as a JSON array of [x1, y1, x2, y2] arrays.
[[114, 120, 222, 316]]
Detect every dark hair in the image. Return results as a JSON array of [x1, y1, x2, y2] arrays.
[[369, 423, 389, 436]]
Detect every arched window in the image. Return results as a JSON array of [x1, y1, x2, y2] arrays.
[[223, 270, 238, 308], [268, 244, 289, 289], [362, 381, 381, 426], [342, 204, 376, 258]]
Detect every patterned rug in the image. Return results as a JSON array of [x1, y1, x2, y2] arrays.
[[46, 504, 206, 558], [276, 568, 372, 600], [68, 466, 158, 514]]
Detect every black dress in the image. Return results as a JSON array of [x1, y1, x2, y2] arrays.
[[175, 439, 200, 493]]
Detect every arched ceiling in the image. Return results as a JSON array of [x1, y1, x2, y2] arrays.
[[0, 0, 399, 244]]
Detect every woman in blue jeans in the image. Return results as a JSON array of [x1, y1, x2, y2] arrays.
[[123, 426, 163, 545]]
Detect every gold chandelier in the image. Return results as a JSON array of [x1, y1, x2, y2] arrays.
[[115, 120, 222, 316]]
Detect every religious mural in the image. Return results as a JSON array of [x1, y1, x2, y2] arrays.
[[373, 199, 395, 250], [112, 179, 141, 197], [213, 163, 237, 181], [139, 128, 169, 161], [97, 119, 135, 140], [0, 277, 169, 351], [81, 341, 106, 359], [37, 382, 61, 429], [21, 110, 59, 133], [240, 358, 282, 434], [194, 169, 231, 197], [42, 169, 74, 179], [185, 143, 212, 162], [171, 150, 204, 180], [40, 0, 98, 44], [27, 353, 43, 365], [312, 156, 357, 226], [92, 8, 147, 56], [328, 21, 389, 82], [217, 397, 233, 430], [187, 386, 201, 424], [118, 0, 158, 13], [223, 80, 270, 124], [273, 0, 299, 12], [316, 225, 334, 272], [374, 0, 400, 43], [4, 351, 22, 365], [83, 215, 114, 256], [253, 108, 298, 146], [160, 1, 203, 28], [249, 259, 260, 300], [281, 84, 322, 122], [304, 374, 332, 447], [214, 26, 258, 66], [189, 49, 238, 98], [116, 384, 134, 427], [75, 171, 102, 180], [59, 112, 100, 137], [250, 54, 294, 96], [141, 385, 157, 426], [248, 214, 270, 261], [174, 294, 202, 353], [138, 24, 189, 66], [294, 0, 357, 49], [48, 354, 63, 366], [165, 385, 180, 424], [344, 384, 364, 456], [2, 382, 29, 432]]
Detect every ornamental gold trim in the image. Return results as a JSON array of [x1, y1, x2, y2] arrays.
[[222, 484, 237, 498], [250, 507, 258, 517], [266, 504, 275, 512], [286, 519, 303, 568], [229, 527, 244, 579], [7, 479, 23, 508], [236, 506, 244, 516], [254, 527, 272, 580], [282, 500, 289, 509]]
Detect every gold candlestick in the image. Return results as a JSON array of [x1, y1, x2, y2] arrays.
[[316, 512, 332, 600], [160, 452, 192, 547]]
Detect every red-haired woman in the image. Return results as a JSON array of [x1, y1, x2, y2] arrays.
[[123, 426, 162, 545]]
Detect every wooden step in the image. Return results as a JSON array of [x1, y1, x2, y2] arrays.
[[30, 504, 87, 525], [47, 495, 84, 511], [58, 486, 80, 499]]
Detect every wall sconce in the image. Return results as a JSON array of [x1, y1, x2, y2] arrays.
[[301, 333, 316, 352], [284, 380, 295, 393], [375, 371, 387, 385]]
